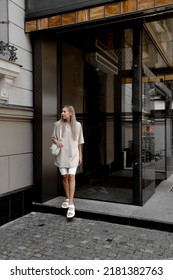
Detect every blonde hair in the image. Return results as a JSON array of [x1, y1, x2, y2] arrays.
[[60, 105, 77, 140]]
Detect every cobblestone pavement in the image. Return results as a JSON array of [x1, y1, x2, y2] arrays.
[[0, 212, 173, 260]]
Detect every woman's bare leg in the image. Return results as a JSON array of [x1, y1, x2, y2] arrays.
[[61, 174, 70, 199], [68, 174, 76, 205]]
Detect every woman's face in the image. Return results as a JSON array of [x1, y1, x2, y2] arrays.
[[61, 107, 72, 122]]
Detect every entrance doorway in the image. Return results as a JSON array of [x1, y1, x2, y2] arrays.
[[61, 27, 135, 204], [60, 19, 173, 205]]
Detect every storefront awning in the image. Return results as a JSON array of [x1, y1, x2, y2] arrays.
[[25, 0, 122, 20]]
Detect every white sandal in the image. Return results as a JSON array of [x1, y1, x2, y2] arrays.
[[61, 199, 69, 209], [67, 205, 75, 218]]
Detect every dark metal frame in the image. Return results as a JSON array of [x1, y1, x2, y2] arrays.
[[33, 32, 43, 202], [132, 21, 143, 205]]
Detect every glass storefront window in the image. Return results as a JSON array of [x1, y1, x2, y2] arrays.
[[147, 19, 173, 67], [121, 78, 133, 170], [62, 42, 84, 113], [122, 29, 133, 70], [142, 23, 173, 187]]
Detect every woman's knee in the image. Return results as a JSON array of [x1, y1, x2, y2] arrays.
[[68, 174, 75, 182], [61, 174, 68, 182]]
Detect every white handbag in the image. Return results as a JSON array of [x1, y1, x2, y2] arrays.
[[50, 143, 60, 156]]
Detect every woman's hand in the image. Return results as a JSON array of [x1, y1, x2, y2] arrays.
[[52, 138, 64, 147], [56, 140, 64, 147]]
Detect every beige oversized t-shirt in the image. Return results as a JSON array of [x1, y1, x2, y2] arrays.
[[52, 120, 84, 168]]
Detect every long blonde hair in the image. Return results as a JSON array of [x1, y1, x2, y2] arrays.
[[60, 105, 77, 140]]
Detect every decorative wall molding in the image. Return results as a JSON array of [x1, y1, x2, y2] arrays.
[[0, 59, 21, 104], [0, 106, 34, 121]]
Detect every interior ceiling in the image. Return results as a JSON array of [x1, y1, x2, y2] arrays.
[[61, 17, 173, 72], [149, 19, 173, 40], [145, 18, 173, 69]]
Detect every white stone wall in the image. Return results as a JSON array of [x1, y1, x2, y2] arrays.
[[8, 0, 33, 107], [0, 0, 33, 196]]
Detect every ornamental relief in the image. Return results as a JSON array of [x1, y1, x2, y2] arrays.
[[0, 59, 21, 104]]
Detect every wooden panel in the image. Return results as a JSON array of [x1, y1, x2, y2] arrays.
[[138, 0, 154, 10], [25, 20, 37, 32], [37, 18, 49, 30], [156, 74, 165, 81], [156, 0, 173, 6], [165, 74, 173, 80], [90, 6, 104, 20], [62, 12, 76, 25], [49, 15, 62, 27], [122, 0, 137, 13], [105, 3, 120, 17], [77, 9, 89, 22]]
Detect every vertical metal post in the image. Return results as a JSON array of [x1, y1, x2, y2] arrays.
[[132, 21, 143, 205]]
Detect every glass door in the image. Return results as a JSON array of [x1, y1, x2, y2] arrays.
[[142, 21, 173, 186], [61, 27, 136, 204]]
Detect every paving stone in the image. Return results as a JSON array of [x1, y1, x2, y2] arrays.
[[0, 212, 173, 259]]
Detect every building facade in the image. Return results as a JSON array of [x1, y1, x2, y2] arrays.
[[1, 0, 173, 225], [0, 0, 33, 225]]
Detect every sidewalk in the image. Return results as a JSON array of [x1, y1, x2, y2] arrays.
[[33, 173, 173, 232], [1, 174, 173, 260]]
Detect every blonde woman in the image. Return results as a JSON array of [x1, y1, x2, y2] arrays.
[[52, 105, 84, 218]]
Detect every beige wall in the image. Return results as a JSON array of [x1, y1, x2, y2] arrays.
[[0, 107, 33, 196], [0, 1, 34, 198]]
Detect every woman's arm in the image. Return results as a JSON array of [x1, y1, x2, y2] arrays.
[[78, 144, 83, 165]]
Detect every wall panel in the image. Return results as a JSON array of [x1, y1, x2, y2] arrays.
[[90, 6, 105, 20], [37, 18, 49, 30], [138, 0, 154, 10], [0, 0, 8, 42], [105, 3, 120, 17], [25, 20, 37, 32], [0, 120, 33, 156], [9, 88, 33, 107], [77, 10, 89, 22], [16, 47, 33, 72], [9, 23, 32, 52], [13, 68, 33, 91], [12, 0, 25, 9], [62, 12, 76, 25], [0, 158, 9, 195], [49, 15, 62, 27], [0, 107, 34, 197], [122, 0, 137, 13], [157, 0, 173, 5], [9, 154, 33, 191], [9, 1, 25, 29]]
